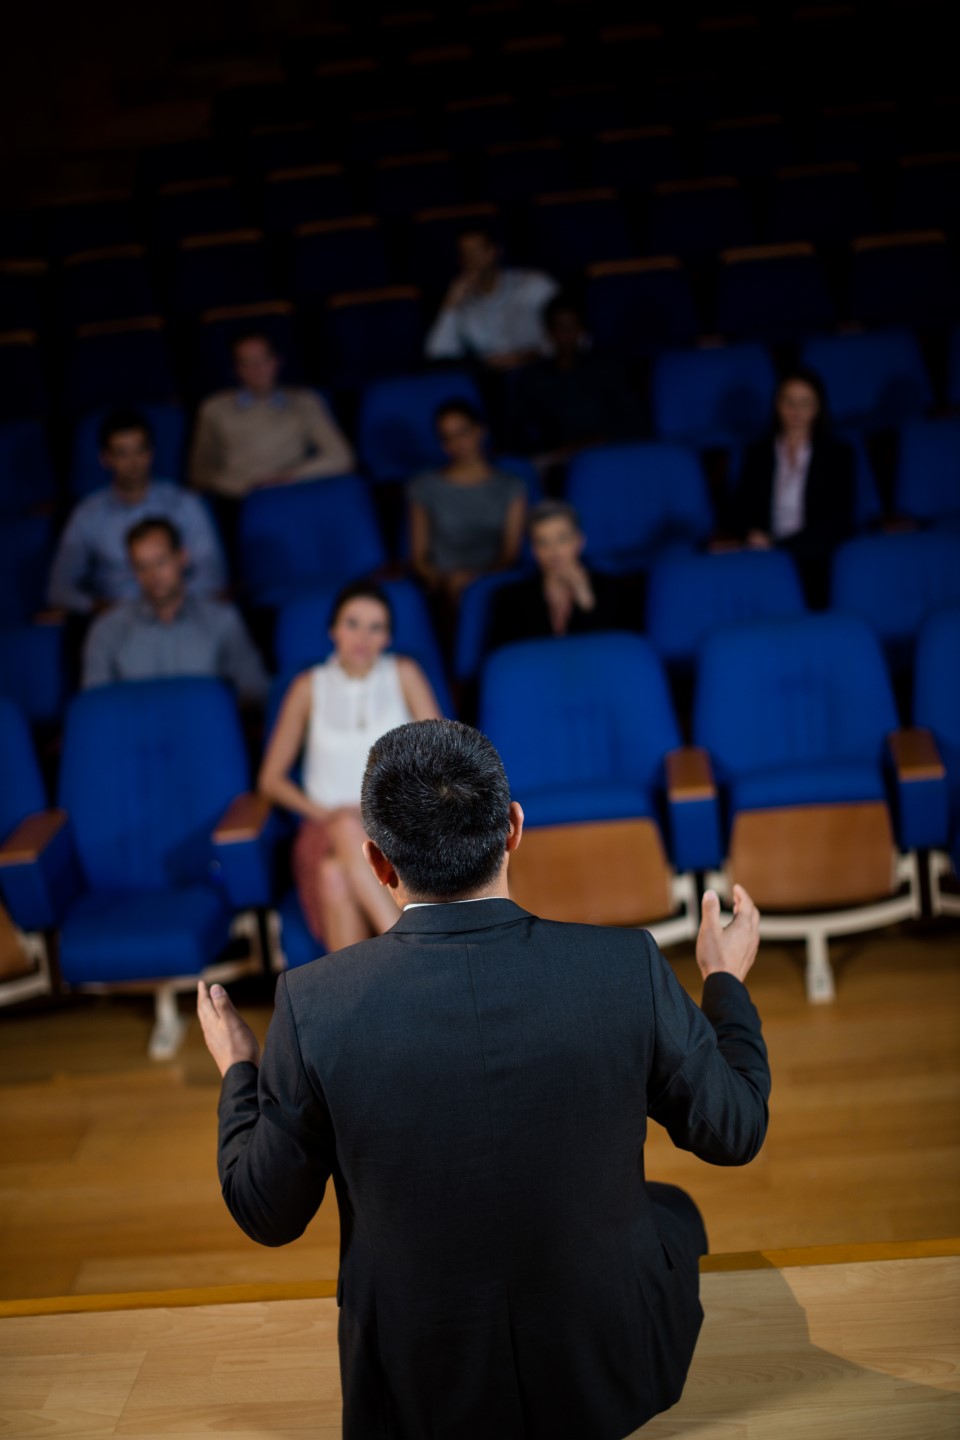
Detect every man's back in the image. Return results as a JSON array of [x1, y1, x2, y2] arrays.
[[218, 898, 768, 1440]]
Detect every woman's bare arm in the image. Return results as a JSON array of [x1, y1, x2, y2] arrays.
[[257, 673, 328, 822], [409, 501, 441, 587], [397, 657, 443, 720], [500, 494, 527, 568]]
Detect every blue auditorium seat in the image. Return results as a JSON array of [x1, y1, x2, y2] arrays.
[[914, 606, 960, 905], [453, 566, 535, 684], [479, 632, 717, 932], [584, 258, 700, 360], [324, 287, 425, 389], [799, 330, 933, 430], [260, 164, 355, 234], [274, 578, 453, 718], [6, 679, 270, 1055], [766, 161, 876, 248], [895, 418, 960, 526], [893, 154, 960, 233], [442, 95, 525, 154], [714, 244, 835, 343], [238, 474, 387, 608], [171, 231, 275, 317], [589, 127, 683, 193], [693, 613, 946, 1000], [0, 514, 65, 724], [646, 549, 806, 670], [151, 180, 252, 251], [291, 218, 391, 310], [0, 421, 56, 515], [652, 343, 776, 449], [69, 403, 187, 498], [648, 177, 754, 262], [63, 319, 180, 419], [358, 371, 485, 483], [483, 140, 572, 204], [59, 246, 158, 329], [527, 189, 634, 282], [847, 231, 960, 330], [831, 531, 960, 674], [567, 442, 713, 573], [0, 331, 48, 420], [372, 152, 462, 220]]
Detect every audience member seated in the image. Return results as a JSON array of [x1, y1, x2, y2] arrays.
[[81, 517, 269, 705], [733, 368, 855, 608], [48, 408, 225, 615], [488, 500, 627, 651], [258, 582, 441, 952], [506, 295, 641, 458], [189, 332, 355, 502], [409, 401, 527, 608], [424, 228, 558, 371]]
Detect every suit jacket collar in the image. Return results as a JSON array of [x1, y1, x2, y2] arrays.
[[390, 897, 530, 934]]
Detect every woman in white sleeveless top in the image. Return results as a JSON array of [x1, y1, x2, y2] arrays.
[[258, 582, 441, 950]]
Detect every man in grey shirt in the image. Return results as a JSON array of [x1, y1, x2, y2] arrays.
[[82, 517, 269, 705]]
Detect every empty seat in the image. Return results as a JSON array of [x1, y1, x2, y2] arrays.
[[646, 550, 807, 668], [482, 140, 573, 206], [63, 317, 179, 419], [767, 162, 876, 247], [238, 473, 387, 608], [694, 613, 944, 999], [261, 164, 354, 234], [291, 217, 391, 309], [647, 177, 753, 262], [714, 244, 835, 343], [150, 178, 251, 250], [652, 343, 777, 449], [546, 83, 628, 140], [527, 189, 634, 282], [0, 513, 55, 623], [893, 153, 960, 232], [0, 420, 56, 516], [703, 113, 792, 181], [274, 578, 452, 716], [914, 606, 960, 900], [813, 101, 900, 169], [799, 330, 933, 430], [171, 230, 276, 317], [566, 442, 713, 574], [831, 530, 960, 673], [585, 258, 700, 359], [0, 260, 47, 332], [443, 94, 525, 153], [245, 123, 330, 178], [44, 195, 140, 260], [589, 127, 683, 192], [346, 108, 428, 166], [847, 230, 960, 329], [324, 286, 424, 388], [372, 152, 462, 219], [59, 245, 158, 329], [357, 371, 484, 483], [895, 417, 960, 525], [69, 403, 187, 498], [0, 331, 48, 420]]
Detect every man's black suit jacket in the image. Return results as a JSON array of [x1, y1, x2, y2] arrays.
[[217, 899, 770, 1440]]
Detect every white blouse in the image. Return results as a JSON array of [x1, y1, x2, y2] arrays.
[[771, 438, 812, 541], [302, 654, 411, 809]]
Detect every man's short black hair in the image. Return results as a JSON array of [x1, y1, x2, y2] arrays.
[[361, 719, 512, 900], [99, 408, 153, 450], [126, 516, 183, 552]]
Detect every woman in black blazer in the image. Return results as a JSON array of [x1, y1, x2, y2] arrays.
[[735, 368, 856, 607]]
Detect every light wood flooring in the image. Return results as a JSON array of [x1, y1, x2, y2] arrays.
[[1, 1252, 957, 1437], [0, 923, 957, 1302]]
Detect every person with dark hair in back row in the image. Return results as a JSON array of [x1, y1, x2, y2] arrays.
[[199, 717, 769, 1440], [408, 400, 528, 606], [48, 408, 225, 615], [81, 517, 268, 704], [487, 500, 628, 652], [733, 368, 856, 607]]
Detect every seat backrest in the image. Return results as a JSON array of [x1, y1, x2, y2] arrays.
[[291, 217, 390, 306], [480, 632, 680, 793], [358, 371, 484, 482], [646, 549, 807, 664], [848, 230, 960, 329], [64, 319, 180, 420], [831, 531, 960, 644], [238, 473, 387, 607], [652, 342, 776, 447], [715, 245, 835, 343], [0, 698, 45, 839], [0, 513, 54, 622], [799, 329, 933, 428], [324, 287, 424, 386], [274, 578, 454, 717], [914, 606, 960, 750], [694, 614, 898, 778], [58, 677, 249, 893], [584, 258, 700, 360], [567, 441, 713, 572], [896, 417, 960, 521], [0, 420, 56, 516]]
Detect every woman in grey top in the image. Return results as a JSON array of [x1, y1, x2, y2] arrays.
[[408, 400, 527, 607]]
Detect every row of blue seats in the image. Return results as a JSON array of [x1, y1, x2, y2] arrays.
[[1, 606, 956, 1020], [5, 327, 960, 517]]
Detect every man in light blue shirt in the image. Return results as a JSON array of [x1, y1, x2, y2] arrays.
[[424, 228, 558, 370], [48, 408, 226, 614]]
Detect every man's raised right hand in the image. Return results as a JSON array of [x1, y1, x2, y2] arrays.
[[696, 885, 760, 984]]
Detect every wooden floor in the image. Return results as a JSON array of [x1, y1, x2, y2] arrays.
[[0, 923, 957, 1302], [1, 1250, 957, 1437]]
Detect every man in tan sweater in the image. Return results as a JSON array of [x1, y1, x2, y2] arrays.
[[189, 333, 355, 499]]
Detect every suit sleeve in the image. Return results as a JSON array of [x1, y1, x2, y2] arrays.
[[217, 973, 334, 1245], [644, 934, 770, 1166]]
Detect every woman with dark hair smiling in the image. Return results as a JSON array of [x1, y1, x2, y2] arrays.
[[258, 581, 440, 950], [735, 368, 856, 606]]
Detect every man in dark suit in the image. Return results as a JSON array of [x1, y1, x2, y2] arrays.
[[199, 719, 769, 1440]]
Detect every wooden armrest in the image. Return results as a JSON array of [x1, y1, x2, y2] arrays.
[[213, 794, 271, 844], [888, 728, 946, 782], [31, 608, 66, 626], [666, 747, 717, 801], [0, 810, 67, 866]]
